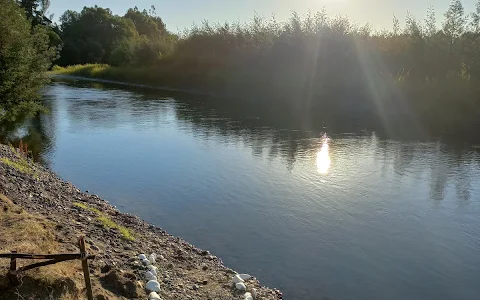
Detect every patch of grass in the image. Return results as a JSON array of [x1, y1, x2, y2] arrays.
[[97, 216, 135, 241], [73, 202, 134, 241], [73, 202, 101, 214], [72, 202, 88, 210], [49, 64, 164, 86], [51, 64, 110, 77], [0, 156, 35, 176]]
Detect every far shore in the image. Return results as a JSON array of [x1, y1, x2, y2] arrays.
[[51, 73, 217, 96]]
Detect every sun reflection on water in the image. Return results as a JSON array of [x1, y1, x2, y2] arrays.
[[316, 135, 331, 174]]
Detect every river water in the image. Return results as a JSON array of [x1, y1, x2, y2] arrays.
[[8, 81, 480, 300]]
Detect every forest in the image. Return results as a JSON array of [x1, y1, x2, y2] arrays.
[[2, 0, 480, 136]]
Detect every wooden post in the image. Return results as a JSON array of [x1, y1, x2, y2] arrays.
[[8, 250, 18, 286], [78, 237, 94, 300]]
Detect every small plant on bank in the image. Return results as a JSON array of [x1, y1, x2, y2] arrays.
[[18, 140, 29, 157]]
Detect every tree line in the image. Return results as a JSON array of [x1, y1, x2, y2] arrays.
[[2, 0, 480, 136]]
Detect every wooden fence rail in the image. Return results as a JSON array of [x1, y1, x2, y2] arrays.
[[0, 236, 95, 300]]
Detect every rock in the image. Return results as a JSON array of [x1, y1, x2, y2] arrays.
[[167, 262, 174, 269], [244, 292, 253, 300], [192, 284, 199, 290], [145, 271, 157, 281], [202, 280, 208, 285], [201, 264, 208, 271], [142, 258, 152, 266], [238, 274, 252, 280], [149, 253, 156, 264], [138, 254, 147, 260], [232, 275, 244, 284], [146, 280, 161, 292], [236, 282, 247, 291], [147, 265, 158, 275], [148, 292, 162, 300]]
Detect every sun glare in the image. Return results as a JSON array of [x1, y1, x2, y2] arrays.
[[316, 135, 331, 174]]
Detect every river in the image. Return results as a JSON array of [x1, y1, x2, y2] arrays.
[[5, 81, 480, 300]]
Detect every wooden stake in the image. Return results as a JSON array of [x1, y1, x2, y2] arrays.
[[79, 237, 94, 300], [7, 250, 18, 286]]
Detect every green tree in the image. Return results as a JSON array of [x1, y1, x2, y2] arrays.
[[124, 6, 166, 39], [443, 0, 466, 43], [470, 0, 480, 33], [58, 6, 138, 65], [0, 0, 57, 121], [18, 0, 52, 26], [424, 6, 437, 37]]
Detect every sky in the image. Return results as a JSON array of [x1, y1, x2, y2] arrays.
[[48, 0, 478, 33]]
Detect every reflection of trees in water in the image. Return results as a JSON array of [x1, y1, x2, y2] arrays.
[[0, 95, 55, 166], [393, 144, 415, 176], [428, 143, 477, 201], [17, 81, 480, 201], [452, 150, 474, 201], [64, 83, 176, 131]]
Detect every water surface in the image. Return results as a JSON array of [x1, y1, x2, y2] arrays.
[[7, 81, 480, 300]]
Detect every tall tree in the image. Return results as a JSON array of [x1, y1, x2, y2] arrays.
[[392, 14, 400, 39], [470, 0, 480, 33], [424, 6, 437, 37], [58, 6, 138, 65], [18, 0, 52, 26], [443, 0, 466, 42]]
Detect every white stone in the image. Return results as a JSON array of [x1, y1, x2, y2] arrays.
[[145, 271, 157, 281], [146, 280, 161, 292], [138, 254, 147, 260], [148, 291, 162, 300], [235, 282, 247, 291], [142, 258, 152, 266], [238, 274, 252, 280], [147, 265, 158, 275], [244, 292, 253, 300], [232, 275, 244, 284], [149, 253, 157, 264]]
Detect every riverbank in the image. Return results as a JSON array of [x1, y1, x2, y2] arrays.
[[0, 144, 282, 300], [50, 65, 216, 96], [51, 72, 216, 97]]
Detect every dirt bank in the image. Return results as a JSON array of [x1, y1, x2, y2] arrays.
[[0, 144, 282, 300]]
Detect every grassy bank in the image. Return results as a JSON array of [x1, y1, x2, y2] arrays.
[[0, 193, 87, 299], [51, 64, 156, 85]]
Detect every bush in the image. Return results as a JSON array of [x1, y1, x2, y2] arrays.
[[0, 0, 58, 122]]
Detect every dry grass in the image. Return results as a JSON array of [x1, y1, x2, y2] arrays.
[[0, 194, 84, 300]]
